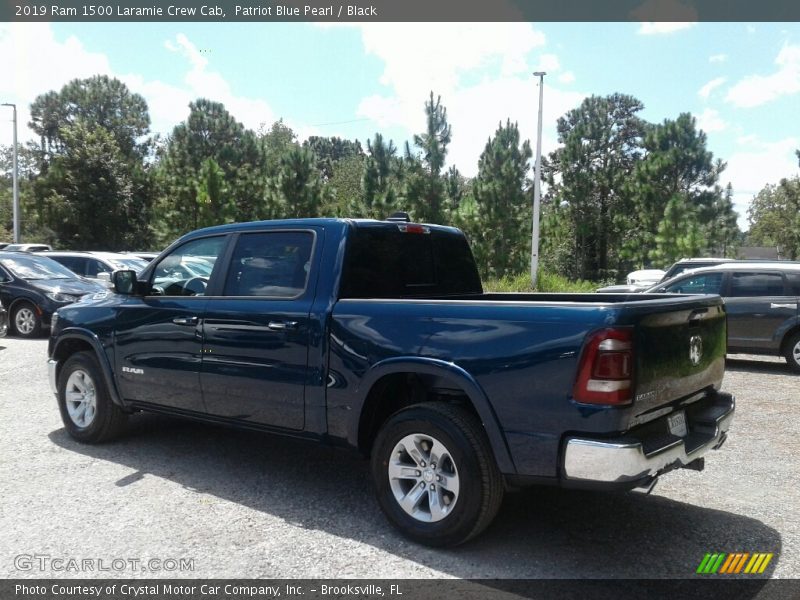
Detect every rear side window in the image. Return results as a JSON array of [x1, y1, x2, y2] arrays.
[[50, 256, 86, 276], [340, 226, 482, 298], [729, 272, 786, 297], [86, 258, 111, 277], [223, 231, 314, 298], [786, 273, 800, 296]]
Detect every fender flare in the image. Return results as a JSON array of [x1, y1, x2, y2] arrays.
[[355, 356, 516, 474], [52, 328, 126, 408]]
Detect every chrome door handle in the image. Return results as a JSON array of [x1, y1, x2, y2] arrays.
[[268, 320, 299, 331], [172, 316, 199, 326], [771, 303, 797, 310]]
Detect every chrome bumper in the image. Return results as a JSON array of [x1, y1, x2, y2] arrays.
[[563, 393, 735, 484], [48, 359, 58, 396]]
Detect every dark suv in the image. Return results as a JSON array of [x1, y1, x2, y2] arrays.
[[648, 263, 800, 372]]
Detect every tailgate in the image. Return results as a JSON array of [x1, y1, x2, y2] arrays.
[[629, 296, 726, 422]]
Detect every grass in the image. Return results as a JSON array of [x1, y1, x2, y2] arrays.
[[483, 271, 602, 293]]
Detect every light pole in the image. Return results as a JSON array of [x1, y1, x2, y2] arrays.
[[1, 103, 19, 243], [530, 72, 546, 288]]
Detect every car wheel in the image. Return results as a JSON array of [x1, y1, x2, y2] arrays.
[[371, 402, 504, 547], [12, 302, 41, 337], [785, 331, 800, 374], [57, 351, 127, 443]]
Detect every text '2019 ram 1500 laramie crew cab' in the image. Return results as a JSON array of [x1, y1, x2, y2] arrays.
[[48, 217, 735, 546]]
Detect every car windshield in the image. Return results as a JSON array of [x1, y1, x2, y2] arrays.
[[0, 255, 78, 280], [107, 257, 149, 272]]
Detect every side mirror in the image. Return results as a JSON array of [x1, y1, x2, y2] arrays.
[[112, 270, 138, 295]]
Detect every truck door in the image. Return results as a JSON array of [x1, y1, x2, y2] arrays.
[[114, 235, 228, 413], [200, 229, 318, 430]]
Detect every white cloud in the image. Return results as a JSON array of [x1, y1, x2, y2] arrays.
[[709, 53, 728, 63], [696, 108, 727, 133], [637, 22, 696, 35], [724, 136, 799, 228], [726, 43, 800, 108], [342, 24, 579, 176], [0, 24, 290, 147], [698, 77, 726, 100], [558, 71, 576, 84]]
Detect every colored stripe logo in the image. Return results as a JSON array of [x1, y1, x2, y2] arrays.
[[697, 552, 774, 574]]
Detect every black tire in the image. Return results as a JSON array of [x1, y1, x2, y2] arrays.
[[57, 351, 127, 443], [371, 402, 504, 547], [784, 331, 800, 374], [11, 301, 41, 338]]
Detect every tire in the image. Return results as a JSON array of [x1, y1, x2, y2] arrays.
[[57, 351, 127, 443], [12, 302, 41, 337], [371, 402, 504, 547], [784, 331, 800, 374]]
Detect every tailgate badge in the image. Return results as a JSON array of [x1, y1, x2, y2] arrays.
[[689, 335, 703, 366]]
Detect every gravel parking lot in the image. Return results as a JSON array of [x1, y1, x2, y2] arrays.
[[0, 337, 798, 579]]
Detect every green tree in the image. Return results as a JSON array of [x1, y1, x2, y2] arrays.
[[705, 183, 740, 257], [40, 122, 136, 249], [546, 94, 647, 280], [264, 146, 331, 218], [652, 195, 702, 264], [748, 177, 800, 260], [326, 154, 366, 217], [28, 76, 154, 247], [303, 136, 363, 181], [625, 113, 727, 266], [362, 133, 403, 218], [29, 75, 151, 161], [156, 99, 264, 239], [404, 92, 453, 223], [469, 119, 532, 279]]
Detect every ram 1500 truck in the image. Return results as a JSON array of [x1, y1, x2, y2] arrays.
[[48, 217, 734, 546]]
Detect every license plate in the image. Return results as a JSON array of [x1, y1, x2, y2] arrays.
[[668, 411, 688, 437]]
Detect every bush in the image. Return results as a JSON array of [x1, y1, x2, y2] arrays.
[[483, 271, 602, 293]]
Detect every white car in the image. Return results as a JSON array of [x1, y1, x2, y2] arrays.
[[626, 269, 666, 286]]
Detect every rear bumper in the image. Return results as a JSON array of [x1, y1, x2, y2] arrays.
[[562, 391, 734, 487]]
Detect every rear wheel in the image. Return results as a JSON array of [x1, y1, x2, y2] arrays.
[[57, 352, 127, 443], [371, 403, 504, 547], [12, 302, 41, 337], [785, 331, 800, 374]]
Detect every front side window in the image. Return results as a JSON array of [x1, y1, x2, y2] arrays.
[[664, 272, 724, 295], [729, 272, 785, 297], [223, 231, 314, 298], [150, 236, 226, 296]]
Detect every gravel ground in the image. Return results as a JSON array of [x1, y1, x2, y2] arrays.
[[0, 338, 797, 579]]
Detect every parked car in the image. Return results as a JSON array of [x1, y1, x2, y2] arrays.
[[0, 251, 105, 337], [3, 243, 53, 252], [49, 217, 734, 546], [626, 268, 666, 286], [122, 251, 159, 263], [0, 302, 7, 338], [45, 251, 149, 287], [647, 262, 800, 372]]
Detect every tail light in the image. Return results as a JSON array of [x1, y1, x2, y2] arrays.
[[573, 327, 634, 406]]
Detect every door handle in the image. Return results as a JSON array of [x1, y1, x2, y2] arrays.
[[771, 303, 797, 310], [172, 316, 199, 326], [268, 320, 299, 331]]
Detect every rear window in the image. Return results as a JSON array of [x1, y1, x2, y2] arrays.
[[729, 272, 786, 297], [339, 226, 482, 298]]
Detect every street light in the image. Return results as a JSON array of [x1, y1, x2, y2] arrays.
[[530, 72, 545, 288], [1, 103, 19, 243]]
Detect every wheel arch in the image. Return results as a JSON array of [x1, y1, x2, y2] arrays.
[[354, 357, 516, 474], [52, 329, 125, 408]]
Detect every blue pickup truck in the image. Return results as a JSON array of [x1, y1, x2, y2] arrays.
[[48, 217, 735, 546]]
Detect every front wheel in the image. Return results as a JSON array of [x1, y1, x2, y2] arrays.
[[371, 403, 504, 547], [785, 331, 800, 374], [12, 302, 41, 337], [57, 351, 127, 443]]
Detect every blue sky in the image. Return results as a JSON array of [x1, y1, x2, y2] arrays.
[[1, 21, 799, 229]]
